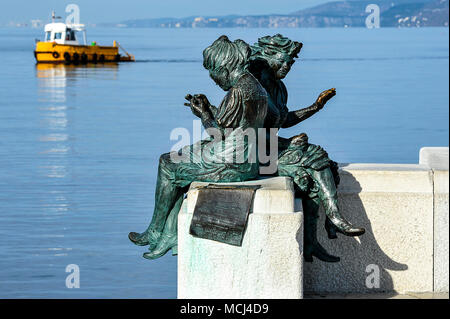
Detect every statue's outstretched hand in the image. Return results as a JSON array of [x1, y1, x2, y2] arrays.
[[185, 94, 210, 118], [315, 88, 336, 110]]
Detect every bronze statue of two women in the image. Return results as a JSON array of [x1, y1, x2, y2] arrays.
[[129, 34, 365, 262]]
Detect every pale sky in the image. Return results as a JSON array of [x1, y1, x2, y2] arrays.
[[1, 0, 332, 24]]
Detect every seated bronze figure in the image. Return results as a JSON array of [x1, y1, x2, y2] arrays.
[[249, 34, 365, 262], [129, 34, 365, 262], [129, 35, 268, 259]]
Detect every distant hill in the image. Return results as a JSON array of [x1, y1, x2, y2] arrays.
[[113, 0, 449, 28]]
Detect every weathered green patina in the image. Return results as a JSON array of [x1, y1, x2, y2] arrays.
[[130, 34, 365, 262], [129, 36, 268, 259], [249, 34, 365, 262]]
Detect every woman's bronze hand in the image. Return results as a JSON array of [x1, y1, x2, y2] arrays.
[[184, 94, 210, 118], [315, 88, 336, 109]]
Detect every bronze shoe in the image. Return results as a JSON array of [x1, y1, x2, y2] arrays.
[[143, 233, 177, 260], [326, 216, 365, 237], [128, 230, 161, 250]]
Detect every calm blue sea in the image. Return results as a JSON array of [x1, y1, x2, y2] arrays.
[[0, 27, 448, 298]]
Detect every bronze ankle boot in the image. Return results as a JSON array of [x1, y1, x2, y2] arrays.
[[322, 197, 365, 237], [128, 229, 161, 250], [143, 233, 177, 260]]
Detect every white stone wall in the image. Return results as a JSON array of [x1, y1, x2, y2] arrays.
[[304, 148, 448, 294], [420, 147, 449, 293], [304, 163, 435, 294], [178, 177, 303, 299], [178, 148, 449, 297]]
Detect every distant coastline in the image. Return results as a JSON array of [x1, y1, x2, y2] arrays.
[[110, 0, 449, 28], [4, 0, 449, 28]]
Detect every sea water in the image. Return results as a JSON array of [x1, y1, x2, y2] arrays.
[[0, 27, 448, 298]]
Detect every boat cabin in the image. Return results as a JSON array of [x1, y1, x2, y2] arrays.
[[44, 22, 87, 45], [35, 11, 135, 63]]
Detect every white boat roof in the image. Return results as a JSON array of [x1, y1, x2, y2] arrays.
[[44, 22, 85, 32], [67, 23, 86, 31]]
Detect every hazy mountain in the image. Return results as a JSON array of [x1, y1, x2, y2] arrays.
[[114, 0, 449, 28]]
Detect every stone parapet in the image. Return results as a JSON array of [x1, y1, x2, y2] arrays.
[[177, 148, 449, 297], [178, 177, 303, 299]]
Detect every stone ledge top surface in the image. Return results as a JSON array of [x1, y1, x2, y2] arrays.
[[189, 176, 294, 192], [340, 163, 432, 172], [419, 147, 449, 171]]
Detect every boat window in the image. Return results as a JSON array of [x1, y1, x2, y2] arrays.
[[45, 31, 51, 41], [54, 32, 62, 40], [66, 29, 76, 41]]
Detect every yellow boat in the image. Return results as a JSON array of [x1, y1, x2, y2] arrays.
[[34, 12, 135, 64]]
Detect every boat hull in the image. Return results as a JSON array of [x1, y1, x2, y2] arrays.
[[34, 42, 133, 64]]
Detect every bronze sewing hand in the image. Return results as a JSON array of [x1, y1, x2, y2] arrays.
[[184, 94, 211, 118], [185, 94, 220, 131]]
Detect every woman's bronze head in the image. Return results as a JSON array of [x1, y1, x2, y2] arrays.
[[203, 35, 251, 90], [251, 34, 303, 79]]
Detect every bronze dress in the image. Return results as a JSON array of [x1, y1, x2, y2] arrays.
[[146, 72, 268, 236], [261, 78, 340, 198]]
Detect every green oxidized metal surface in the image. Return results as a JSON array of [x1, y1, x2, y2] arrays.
[[249, 34, 365, 262], [129, 35, 269, 260], [130, 34, 366, 262]]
